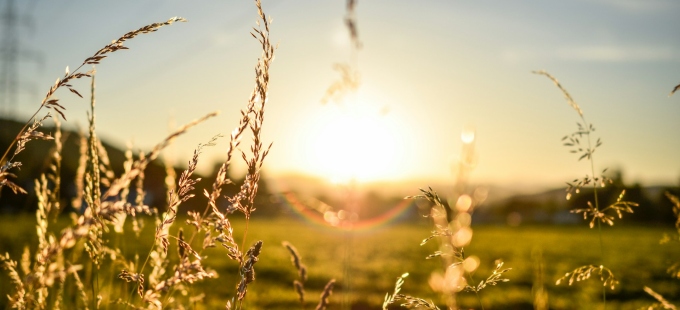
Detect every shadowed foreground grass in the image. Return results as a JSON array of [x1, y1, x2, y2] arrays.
[[0, 215, 678, 309]]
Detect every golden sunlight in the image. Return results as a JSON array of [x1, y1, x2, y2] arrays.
[[307, 100, 405, 184]]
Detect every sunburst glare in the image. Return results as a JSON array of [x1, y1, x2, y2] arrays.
[[308, 99, 404, 184]]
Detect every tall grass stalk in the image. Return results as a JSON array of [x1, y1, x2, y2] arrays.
[[643, 191, 680, 309], [0, 17, 186, 197], [282, 241, 338, 310], [534, 70, 638, 309], [1, 0, 279, 308], [387, 130, 510, 310], [0, 16, 187, 310], [534, 69, 609, 305], [86, 68, 101, 310]]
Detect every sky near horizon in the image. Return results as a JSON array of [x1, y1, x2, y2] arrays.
[[4, 0, 680, 190]]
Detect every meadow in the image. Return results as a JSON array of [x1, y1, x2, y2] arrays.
[[1, 216, 678, 309], [0, 1, 679, 310]]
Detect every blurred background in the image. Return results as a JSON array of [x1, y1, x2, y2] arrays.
[[2, 1, 680, 308], [0, 0, 679, 224]]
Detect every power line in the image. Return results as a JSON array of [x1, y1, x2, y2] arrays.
[[0, 0, 42, 117]]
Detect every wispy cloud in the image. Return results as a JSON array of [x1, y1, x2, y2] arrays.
[[500, 45, 678, 64], [556, 45, 677, 62], [500, 48, 544, 65], [586, 0, 678, 13]]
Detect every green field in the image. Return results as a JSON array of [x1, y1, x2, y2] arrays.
[[1, 215, 679, 309]]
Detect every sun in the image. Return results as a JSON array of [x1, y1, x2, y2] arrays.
[[306, 101, 404, 184]]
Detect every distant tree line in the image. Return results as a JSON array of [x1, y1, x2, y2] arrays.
[[2, 118, 677, 226]]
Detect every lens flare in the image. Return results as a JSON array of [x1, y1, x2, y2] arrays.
[[452, 226, 472, 247], [277, 191, 416, 233], [456, 194, 472, 212], [461, 127, 475, 144], [444, 265, 467, 293], [455, 213, 471, 227], [463, 255, 480, 273]]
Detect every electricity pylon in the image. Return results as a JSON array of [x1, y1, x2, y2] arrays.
[[0, 0, 41, 117]]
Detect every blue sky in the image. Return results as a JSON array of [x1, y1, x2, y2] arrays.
[[5, 0, 680, 189]]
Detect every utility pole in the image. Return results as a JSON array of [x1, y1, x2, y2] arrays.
[[0, 0, 41, 117]]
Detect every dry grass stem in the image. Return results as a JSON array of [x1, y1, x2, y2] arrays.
[[294, 280, 305, 304], [105, 111, 218, 199], [315, 279, 336, 310], [237, 240, 263, 302], [402, 129, 500, 310], [383, 273, 408, 310], [571, 190, 638, 228], [670, 83, 680, 97], [384, 275, 440, 310], [464, 261, 511, 293], [0, 114, 53, 195], [535, 71, 638, 308], [67, 264, 89, 310], [282, 241, 309, 305], [393, 295, 440, 310], [644, 193, 680, 309], [155, 135, 217, 256], [556, 264, 618, 290], [72, 131, 88, 211], [0, 17, 186, 194], [321, 63, 360, 105], [532, 70, 583, 117], [1, 252, 27, 309], [666, 192, 680, 232], [345, 0, 361, 49], [0, 2, 284, 308], [644, 287, 678, 310]]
